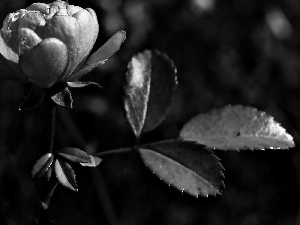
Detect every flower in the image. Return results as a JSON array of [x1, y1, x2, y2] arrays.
[[0, 0, 126, 89]]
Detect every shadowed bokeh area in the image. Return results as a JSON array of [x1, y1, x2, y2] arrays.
[[1, 0, 300, 224]]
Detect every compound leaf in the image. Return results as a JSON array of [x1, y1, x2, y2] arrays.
[[139, 140, 224, 197], [54, 159, 78, 192], [180, 105, 295, 150]]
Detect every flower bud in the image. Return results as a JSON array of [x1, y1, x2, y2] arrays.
[[0, 0, 99, 88]]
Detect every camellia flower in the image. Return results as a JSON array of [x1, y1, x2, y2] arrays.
[[0, 0, 125, 89]]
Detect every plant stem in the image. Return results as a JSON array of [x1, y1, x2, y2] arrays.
[[38, 103, 57, 216], [57, 108, 120, 225], [48, 104, 56, 153]]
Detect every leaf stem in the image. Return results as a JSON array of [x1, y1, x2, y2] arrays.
[[94, 139, 179, 157], [95, 147, 133, 157], [41, 181, 59, 210]]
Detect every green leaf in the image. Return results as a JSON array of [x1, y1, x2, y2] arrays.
[[180, 105, 295, 150], [50, 86, 73, 108], [124, 50, 177, 137], [54, 159, 78, 192], [32, 153, 53, 178], [57, 147, 91, 163], [19, 84, 45, 111], [80, 155, 102, 167], [139, 140, 224, 197], [124, 50, 151, 137], [69, 30, 126, 82]]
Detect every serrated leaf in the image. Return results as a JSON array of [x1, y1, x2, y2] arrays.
[[56, 147, 91, 163], [69, 30, 126, 82], [142, 50, 177, 133], [50, 87, 73, 108], [180, 105, 295, 150], [19, 84, 45, 111], [32, 153, 53, 178], [54, 159, 78, 192], [124, 50, 151, 137], [80, 155, 102, 167], [139, 140, 224, 197], [124, 50, 177, 137]]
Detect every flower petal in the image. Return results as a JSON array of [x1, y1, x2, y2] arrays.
[[86, 30, 126, 66], [18, 11, 46, 31], [19, 38, 68, 88], [71, 7, 99, 74], [2, 11, 27, 54], [26, 3, 50, 13], [18, 27, 42, 55], [86, 8, 99, 47], [40, 13, 80, 80], [0, 32, 26, 80], [68, 30, 126, 82]]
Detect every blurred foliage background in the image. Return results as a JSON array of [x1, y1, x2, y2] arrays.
[[1, 0, 300, 224]]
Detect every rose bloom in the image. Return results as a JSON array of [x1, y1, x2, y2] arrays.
[[0, 0, 125, 88]]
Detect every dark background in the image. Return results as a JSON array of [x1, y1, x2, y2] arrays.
[[1, 0, 300, 224]]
